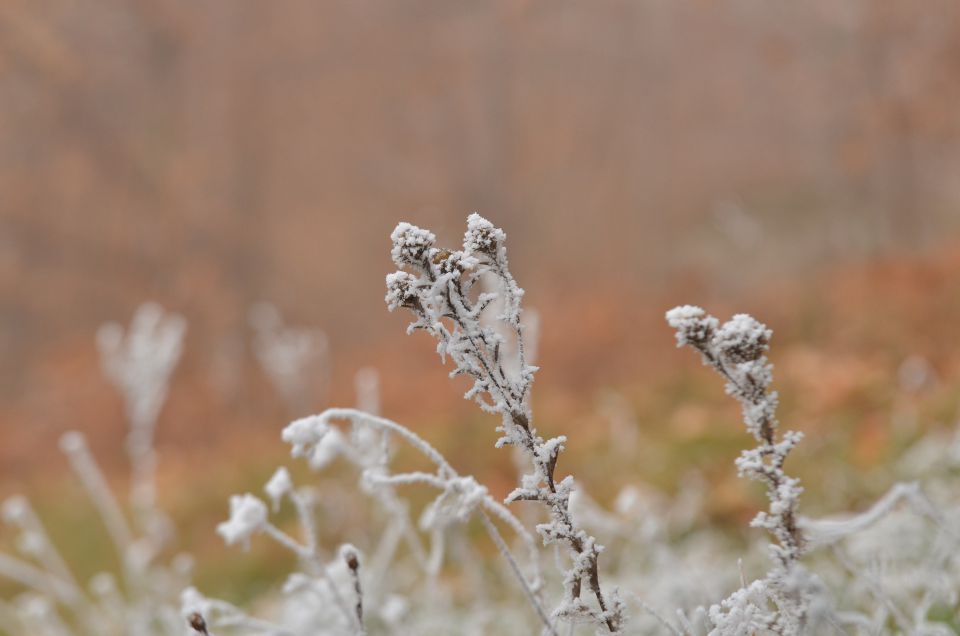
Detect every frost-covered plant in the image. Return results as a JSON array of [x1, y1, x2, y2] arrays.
[[188, 216, 625, 635], [188, 407, 550, 635], [386, 214, 624, 631], [250, 302, 330, 414], [193, 218, 960, 636], [666, 307, 808, 634], [98, 302, 186, 526], [187, 220, 960, 636], [666, 306, 960, 635], [0, 303, 190, 635]]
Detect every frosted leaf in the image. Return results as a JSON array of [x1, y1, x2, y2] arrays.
[[538, 436, 567, 464]]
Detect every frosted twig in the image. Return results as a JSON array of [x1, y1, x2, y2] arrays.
[[98, 302, 185, 518], [284, 409, 543, 598], [386, 215, 621, 631], [0, 553, 78, 604], [801, 481, 949, 547], [58, 432, 133, 560], [340, 545, 365, 634], [478, 510, 557, 636], [628, 593, 682, 636], [667, 307, 808, 633], [1, 496, 80, 595]]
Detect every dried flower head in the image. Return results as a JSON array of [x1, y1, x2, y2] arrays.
[[433, 249, 477, 275], [712, 314, 771, 364], [463, 212, 506, 255], [390, 222, 436, 268], [384, 271, 420, 312], [665, 305, 719, 348]]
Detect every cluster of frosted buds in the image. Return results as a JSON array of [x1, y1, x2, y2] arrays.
[[665, 305, 720, 349], [384, 214, 532, 421], [463, 215, 506, 254], [712, 314, 771, 364], [390, 222, 438, 268], [384, 271, 420, 312]]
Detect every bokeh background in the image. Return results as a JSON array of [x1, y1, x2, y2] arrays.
[[3, 0, 960, 603]]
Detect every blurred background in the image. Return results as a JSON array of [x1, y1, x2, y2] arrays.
[[2, 0, 960, 602]]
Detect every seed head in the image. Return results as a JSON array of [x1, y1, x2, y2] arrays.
[[390, 222, 436, 268], [188, 612, 209, 634], [463, 213, 505, 255], [665, 305, 719, 348], [385, 271, 421, 312], [713, 314, 771, 363]]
